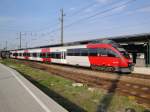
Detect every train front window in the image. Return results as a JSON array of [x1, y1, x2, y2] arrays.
[[33, 53, 37, 57], [107, 49, 118, 57], [120, 51, 130, 59], [117, 47, 130, 59]]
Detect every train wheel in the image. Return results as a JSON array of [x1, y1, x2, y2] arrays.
[[109, 67, 115, 72], [102, 66, 106, 71], [91, 65, 97, 70], [105, 67, 115, 72], [97, 66, 104, 71]]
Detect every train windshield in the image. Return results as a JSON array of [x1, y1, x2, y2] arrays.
[[117, 47, 130, 59]]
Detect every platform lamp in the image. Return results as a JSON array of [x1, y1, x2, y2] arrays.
[[146, 40, 150, 67], [144, 43, 147, 67], [148, 40, 150, 67]]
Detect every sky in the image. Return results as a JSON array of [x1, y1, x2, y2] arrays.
[[0, 0, 150, 49]]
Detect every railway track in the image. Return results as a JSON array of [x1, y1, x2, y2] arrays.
[[127, 73, 150, 80], [14, 59, 150, 108]]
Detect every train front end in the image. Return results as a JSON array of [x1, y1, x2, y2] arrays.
[[88, 39, 134, 73], [114, 46, 134, 73]]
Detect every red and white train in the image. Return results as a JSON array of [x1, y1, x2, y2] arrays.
[[10, 40, 133, 73]]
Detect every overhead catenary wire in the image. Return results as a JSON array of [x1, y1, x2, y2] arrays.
[[81, 3, 150, 27], [65, 0, 122, 20], [30, 2, 150, 38], [0, 1, 99, 33], [30, 0, 135, 38], [26, 0, 134, 38], [0, 0, 121, 33], [66, 1, 98, 17], [64, 0, 136, 29], [0, 0, 133, 38], [0, 2, 97, 33], [74, 20, 150, 36], [2, 0, 143, 49]]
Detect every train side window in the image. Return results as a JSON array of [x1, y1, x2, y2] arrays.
[[89, 48, 98, 56], [47, 53, 51, 58], [23, 53, 29, 56], [42, 53, 46, 58], [49, 52, 61, 59], [38, 53, 41, 57], [14, 53, 17, 56], [107, 49, 118, 57], [19, 53, 22, 56], [45, 53, 47, 58], [50, 53, 55, 58], [55, 52, 61, 59], [80, 48, 88, 56], [33, 53, 37, 57], [23, 53, 26, 56], [30, 53, 32, 57], [39, 53, 46, 58], [27, 53, 30, 57], [64, 52, 66, 59], [40, 53, 42, 57], [67, 49, 74, 56], [32, 53, 34, 57], [68, 49, 86, 56], [99, 48, 107, 56], [74, 49, 80, 56]]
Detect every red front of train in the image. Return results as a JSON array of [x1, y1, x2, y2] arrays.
[[87, 43, 133, 73]]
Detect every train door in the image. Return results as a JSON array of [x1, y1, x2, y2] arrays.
[[51, 50, 67, 64], [60, 51, 67, 64]]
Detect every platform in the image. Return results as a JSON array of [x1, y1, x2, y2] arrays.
[[133, 67, 150, 75], [0, 63, 68, 112]]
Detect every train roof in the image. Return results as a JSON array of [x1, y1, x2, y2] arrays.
[[9, 32, 150, 51]]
